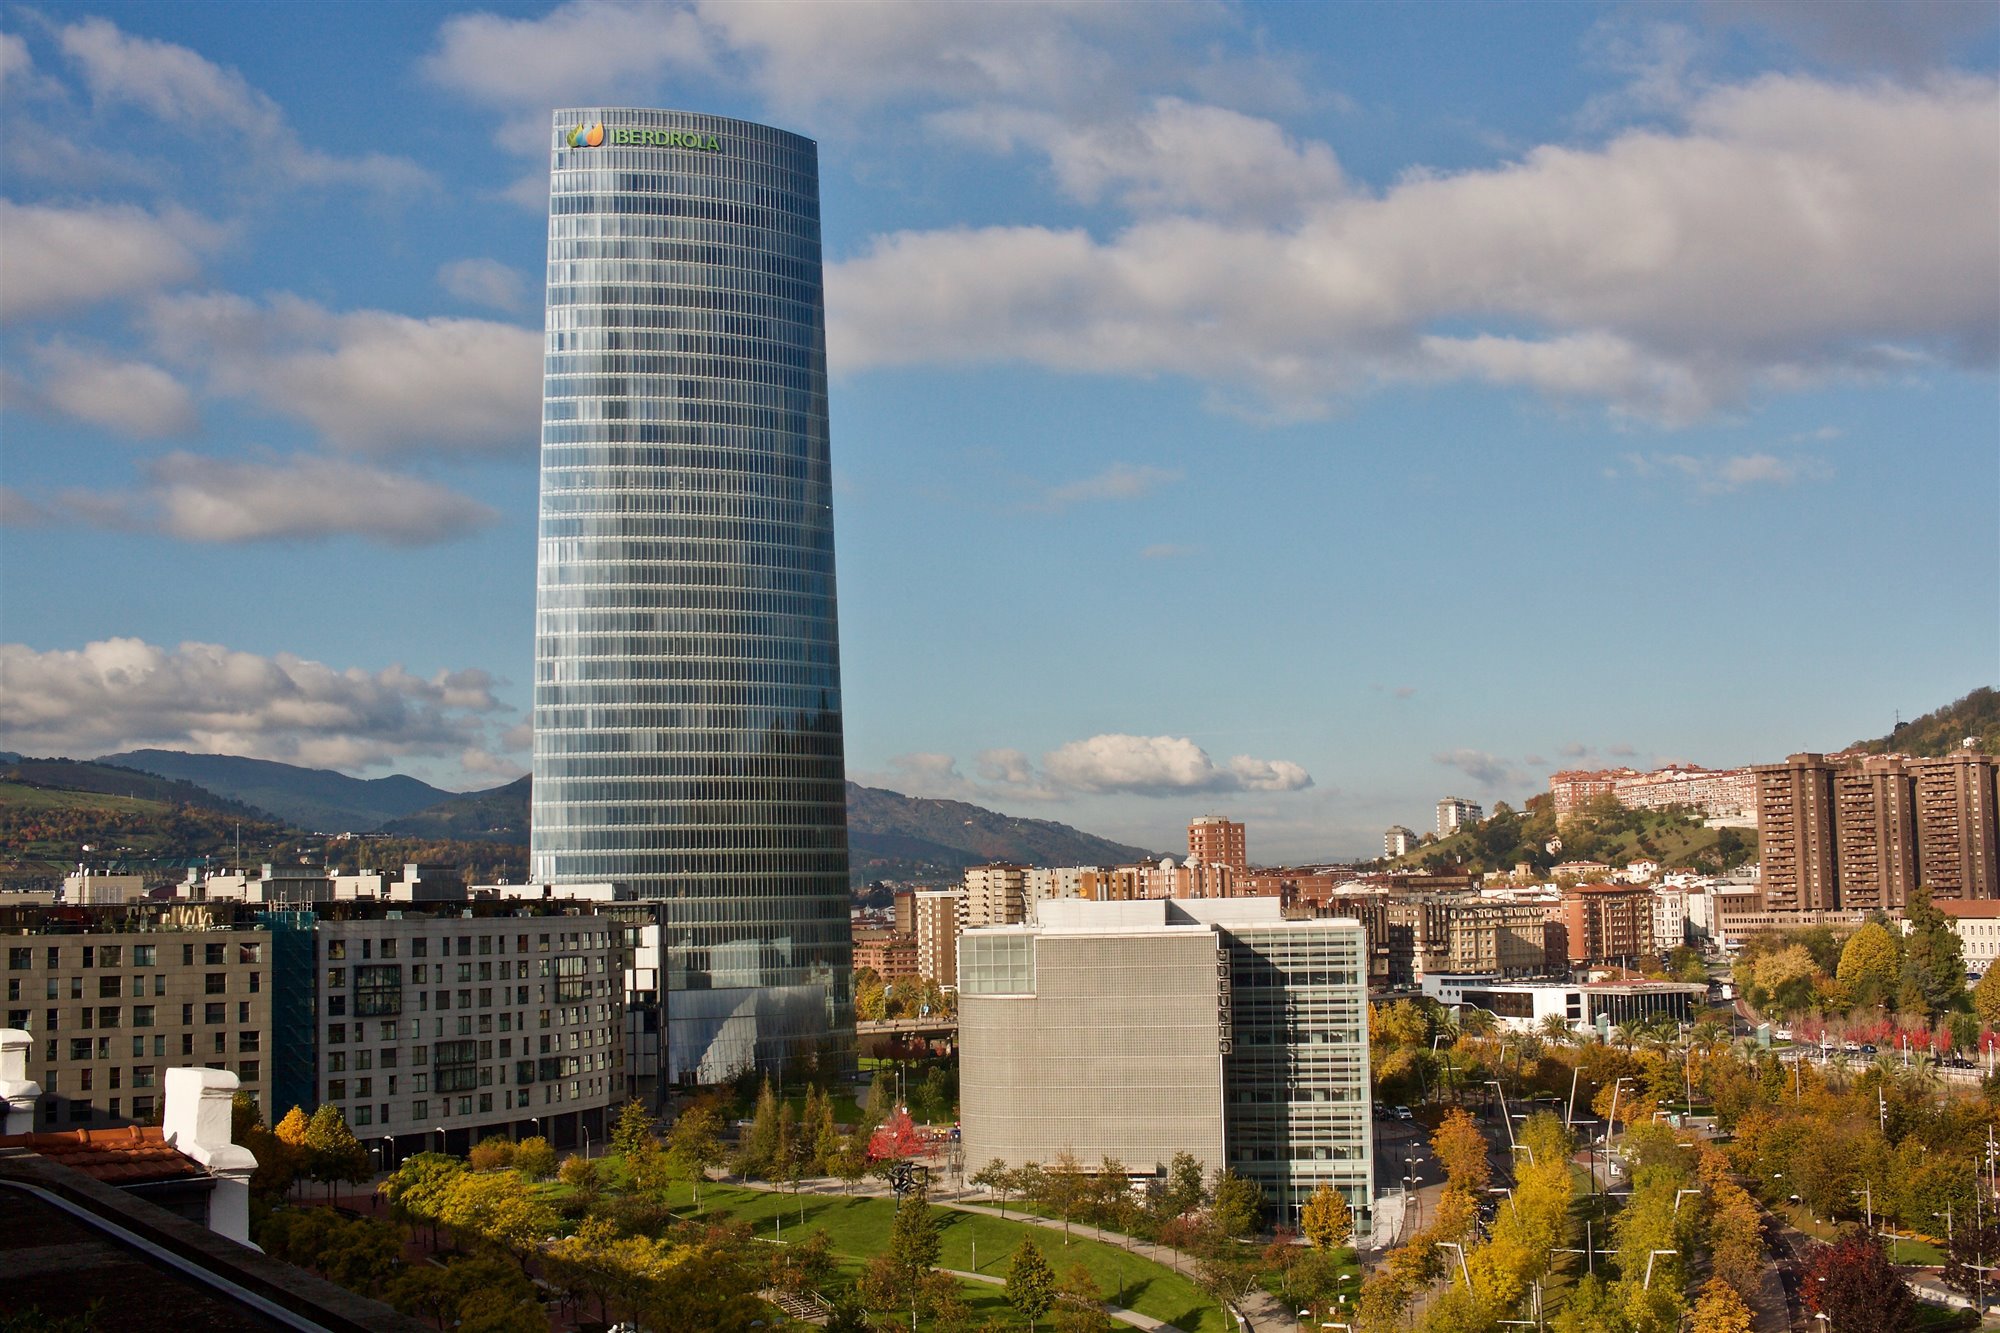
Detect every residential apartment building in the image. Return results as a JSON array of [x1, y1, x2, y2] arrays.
[[958, 898, 1372, 1232], [1024, 866, 1092, 906], [1652, 887, 1689, 951], [1548, 769, 1634, 817], [1833, 755, 1920, 910], [303, 907, 623, 1160], [1756, 754, 1841, 911], [852, 934, 918, 980], [1557, 883, 1656, 964], [1188, 817, 1249, 874], [1929, 900, 2000, 975], [2, 905, 272, 1131], [963, 864, 1028, 928], [1383, 826, 1419, 859], [1612, 765, 1756, 818], [913, 890, 962, 986], [1383, 898, 1558, 985], [1911, 749, 2000, 901], [1436, 798, 1483, 836]]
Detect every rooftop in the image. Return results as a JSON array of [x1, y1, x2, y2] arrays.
[[0, 1126, 206, 1185]]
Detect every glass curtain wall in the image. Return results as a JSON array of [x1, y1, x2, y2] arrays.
[[533, 109, 852, 1081]]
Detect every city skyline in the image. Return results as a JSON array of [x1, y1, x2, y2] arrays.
[[1, 2, 1995, 863]]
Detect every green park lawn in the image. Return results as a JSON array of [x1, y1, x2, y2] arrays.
[[658, 1180, 1230, 1333]]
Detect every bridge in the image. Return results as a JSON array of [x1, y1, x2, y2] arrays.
[[855, 1016, 958, 1056]]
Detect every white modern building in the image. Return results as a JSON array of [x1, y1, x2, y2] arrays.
[[959, 898, 1373, 1231], [1421, 974, 1709, 1035]]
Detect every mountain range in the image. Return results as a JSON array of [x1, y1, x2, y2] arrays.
[[88, 750, 1158, 884]]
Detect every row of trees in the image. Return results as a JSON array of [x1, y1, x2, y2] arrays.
[[854, 967, 956, 1022], [1735, 893, 1971, 1022]]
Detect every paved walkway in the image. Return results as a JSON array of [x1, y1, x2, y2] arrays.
[[945, 1268, 1185, 1332], [731, 1173, 1283, 1332]]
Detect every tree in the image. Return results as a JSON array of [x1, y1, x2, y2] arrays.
[[1300, 1182, 1353, 1252], [1902, 887, 1969, 1018], [1802, 1232, 1914, 1333], [664, 1103, 725, 1205], [380, 1152, 464, 1244], [438, 1170, 557, 1271], [1688, 1276, 1754, 1333], [1158, 1150, 1208, 1221], [1432, 1108, 1492, 1194], [1837, 923, 1900, 992], [511, 1135, 556, 1182], [733, 1076, 781, 1177], [468, 1136, 516, 1172], [557, 1153, 600, 1201], [867, 1107, 925, 1162], [1973, 967, 2000, 1024], [1007, 1237, 1058, 1330], [1046, 1150, 1088, 1243], [303, 1104, 369, 1199], [1209, 1169, 1264, 1239], [887, 1185, 943, 1291], [973, 1158, 1015, 1214], [1053, 1261, 1112, 1333], [275, 1104, 311, 1149], [610, 1097, 656, 1158]]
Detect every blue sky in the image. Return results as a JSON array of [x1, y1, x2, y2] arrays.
[[1, 1, 1995, 862]]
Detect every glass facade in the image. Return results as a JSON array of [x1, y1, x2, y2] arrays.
[[533, 109, 852, 1082]]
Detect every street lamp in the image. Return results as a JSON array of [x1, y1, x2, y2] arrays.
[[1642, 1249, 1678, 1290], [1674, 1188, 1701, 1215], [1435, 1241, 1473, 1289], [1486, 1081, 1515, 1148]]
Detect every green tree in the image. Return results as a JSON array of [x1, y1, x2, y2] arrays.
[[1902, 886, 1969, 1017], [973, 1158, 1015, 1214], [887, 1185, 943, 1291], [468, 1136, 516, 1172], [1053, 1261, 1112, 1333], [379, 1152, 464, 1244], [1209, 1169, 1265, 1239], [609, 1097, 656, 1158], [557, 1153, 600, 1201], [303, 1104, 369, 1200], [1156, 1150, 1208, 1220], [1007, 1237, 1058, 1330], [664, 1102, 725, 1205], [438, 1170, 557, 1270], [1300, 1182, 1353, 1252], [733, 1076, 781, 1178]]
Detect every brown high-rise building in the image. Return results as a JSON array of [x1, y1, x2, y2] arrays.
[[1556, 883, 1656, 964], [1756, 754, 1840, 910], [1833, 755, 1919, 910], [1911, 749, 2000, 901], [1188, 817, 1248, 874]]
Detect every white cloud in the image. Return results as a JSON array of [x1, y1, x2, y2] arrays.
[[39, 452, 499, 546], [0, 485, 53, 527], [144, 293, 541, 456], [0, 638, 510, 775], [13, 341, 198, 437], [1433, 748, 1520, 789], [0, 30, 32, 87], [829, 74, 2000, 422], [0, 201, 218, 320], [1043, 733, 1312, 795], [1622, 449, 1832, 493], [56, 17, 429, 193], [438, 258, 529, 312], [1042, 462, 1182, 508], [934, 96, 1345, 221]]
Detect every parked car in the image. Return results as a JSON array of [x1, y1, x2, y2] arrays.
[[1393, 1105, 1415, 1121]]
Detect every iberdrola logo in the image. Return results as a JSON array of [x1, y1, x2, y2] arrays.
[[566, 123, 604, 148]]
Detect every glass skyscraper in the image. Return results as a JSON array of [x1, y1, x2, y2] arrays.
[[532, 109, 851, 1084]]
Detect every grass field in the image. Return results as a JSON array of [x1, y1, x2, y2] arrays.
[[659, 1181, 1230, 1333]]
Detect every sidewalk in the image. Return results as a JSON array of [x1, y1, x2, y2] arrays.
[[944, 1268, 1185, 1332]]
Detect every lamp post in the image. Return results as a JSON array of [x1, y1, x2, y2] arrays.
[[1674, 1188, 1701, 1215], [1487, 1080, 1515, 1148], [1642, 1249, 1678, 1290], [1436, 1241, 1473, 1289], [1565, 1066, 1582, 1128]]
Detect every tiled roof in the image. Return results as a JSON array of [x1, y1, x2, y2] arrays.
[[0, 1126, 206, 1184]]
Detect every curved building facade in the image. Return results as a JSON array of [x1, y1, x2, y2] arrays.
[[532, 109, 851, 1084]]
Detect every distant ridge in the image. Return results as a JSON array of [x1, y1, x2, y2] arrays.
[[1848, 686, 1999, 759], [1, 757, 273, 821], [121, 751, 1163, 884], [99, 750, 452, 833]]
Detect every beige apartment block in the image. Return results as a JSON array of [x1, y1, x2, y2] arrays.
[[3, 911, 273, 1130], [963, 864, 1028, 927]]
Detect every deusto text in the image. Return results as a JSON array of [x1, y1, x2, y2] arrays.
[[612, 128, 722, 152]]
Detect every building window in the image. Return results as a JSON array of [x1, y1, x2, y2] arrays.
[[132, 1006, 154, 1028], [239, 1031, 260, 1052], [205, 1002, 225, 1024], [133, 1065, 155, 1088], [412, 1099, 428, 1120], [326, 968, 347, 989], [99, 946, 122, 967], [354, 964, 403, 1017], [355, 1105, 372, 1126], [132, 945, 155, 967], [239, 1060, 260, 1083], [326, 941, 346, 961], [434, 1039, 479, 1093], [6, 948, 28, 970], [96, 1007, 120, 1029], [97, 976, 121, 999], [204, 943, 224, 966], [132, 1095, 154, 1121], [328, 1079, 347, 1100]]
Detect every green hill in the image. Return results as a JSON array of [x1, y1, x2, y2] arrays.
[[378, 775, 531, 841], [0, 781, 302, 888], [2, 757, 273, 820], [1390, 794, 1756, 877], [1848, 686, 1999, 758], [98, 749, 453, 832]]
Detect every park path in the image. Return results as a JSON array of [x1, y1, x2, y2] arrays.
[[731, 1173, 1287, 1333], [943, 1268, 1185, 1332]]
